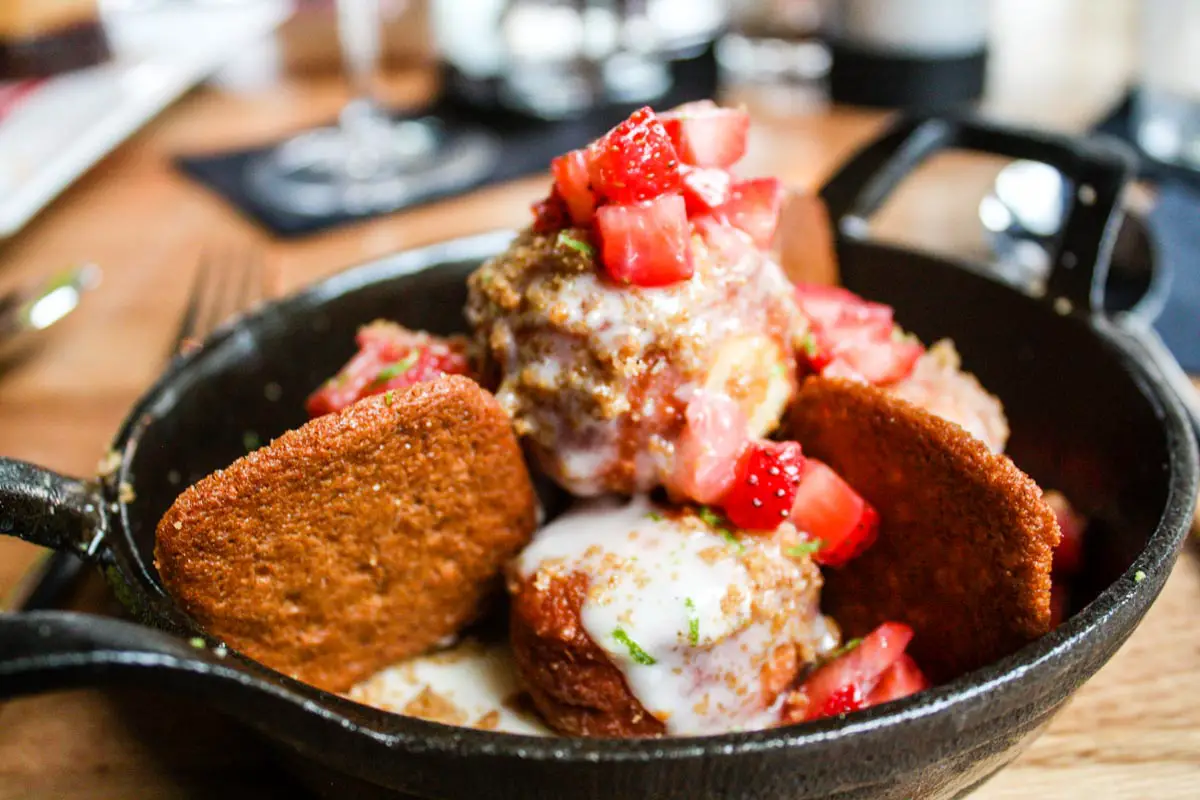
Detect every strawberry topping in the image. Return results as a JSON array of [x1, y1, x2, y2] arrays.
[[795, 284, 923, 385], [787, 622, 920, 723], [721, 439, 806, 531], [789, 459, 879, 566], [673, 391, 749, 504], [306, 322, 472, 417], [550, 148, 596, 226], [595, 194, 693, 287], [587, 107, 683, 205], [660, 100, 751, 168], [708, 177, 785, 250]]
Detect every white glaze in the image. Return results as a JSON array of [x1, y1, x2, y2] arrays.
[[518, 496, 816, 735]]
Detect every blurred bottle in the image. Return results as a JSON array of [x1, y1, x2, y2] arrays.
[[716, 0, 831, 114], [826, 0, 989, 110], [1136, 0, 1200, 170], [431, 0, 682, 120]]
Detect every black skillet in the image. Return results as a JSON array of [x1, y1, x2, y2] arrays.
[[1, 117, 1197, 800]]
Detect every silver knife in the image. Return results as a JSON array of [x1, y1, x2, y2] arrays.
[[0, 264, 101, 344]]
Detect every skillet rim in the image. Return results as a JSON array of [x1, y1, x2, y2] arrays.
[[105, 229, 1200, 763]]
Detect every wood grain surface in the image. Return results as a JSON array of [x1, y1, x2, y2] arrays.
[[2, 1, 1198, 797]]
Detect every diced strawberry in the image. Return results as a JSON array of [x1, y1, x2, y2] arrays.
[[820, 684, 866, 718], [1045, 490, 1086, 575], [673, 391, 749, 504], [305, 322, 471, 417], [794, 284, 923, 385], [595, 194, 693, 286], [679, 165, 733, 215], [551, 149, 596, 226], [710, 178, 785, 249], [795, 284, 895, 329], [531, 190, 570, 234], [721, 439, 806, 531], [790, 459, 879, 566], [660, 101, 751, 168], [866, 654, 929, 706], [800, 622, 914, 721], [587, 107, 683, 205]]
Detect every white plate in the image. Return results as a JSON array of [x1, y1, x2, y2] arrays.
[[0, 0, 291, 239]]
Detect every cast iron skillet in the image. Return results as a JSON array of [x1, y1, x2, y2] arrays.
[[0, 117, 1197, 800]]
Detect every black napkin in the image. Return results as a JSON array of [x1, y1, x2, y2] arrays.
[[1094, 92, 1200, 373], [176, 53, 718, 238]]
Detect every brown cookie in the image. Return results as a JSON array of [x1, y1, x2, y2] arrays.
[[788, 377, 1060, 684], [155, 375, 537, 693], [508, 571, 666, 737]]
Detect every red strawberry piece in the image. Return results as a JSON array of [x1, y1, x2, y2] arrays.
[[865, 654, 929, 706], [587, 107, 683, 204], [673, 390, 750, 504], [305, 323, 471, 417], [820, 684, 866, 718], [721, 439, 806, 531], [794, 284, 923, 385], [789, 458, 879, 567], [679, 165, 733, 215], [531, 190, 570, 234], [660, 101, 751, 168], [551, 148, 596, 226], [710, 177, 785, 249], [595, 194, 693, 287], [1044, 491, 1086, 575], [800, 622, 914, 721]]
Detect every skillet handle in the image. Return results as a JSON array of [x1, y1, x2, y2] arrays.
[[0, 611, 369, 739], [819, 115, 1136, 315], [0, 458, 107, 558]]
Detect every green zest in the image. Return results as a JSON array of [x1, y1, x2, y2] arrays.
[[557, 230, 595, 256], [647, 510, 664, 522], [700, 506, 746, 553], [801, 332, 819, 358], [827, 637, 863, 661], [242, 431, 261, 452], [372, 352, 419, 387], [685, 598, 700, 646], [384, 390, 396, 407], [613, 627, 656, 666], [786, 539, 822, 557]]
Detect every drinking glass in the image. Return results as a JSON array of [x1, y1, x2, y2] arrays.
[[247, 0, 498, 218]]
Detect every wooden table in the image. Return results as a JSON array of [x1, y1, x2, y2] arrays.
[[2, 1, 1198, 797]]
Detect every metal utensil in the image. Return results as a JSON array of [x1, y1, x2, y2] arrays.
[[0, 265, 101, 347], [10, 247, 267, 612]]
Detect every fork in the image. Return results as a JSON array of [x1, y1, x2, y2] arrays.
[[170, 245, 268, 357], [11, 246, 269, 612]]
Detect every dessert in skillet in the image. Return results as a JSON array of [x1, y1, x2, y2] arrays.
[[155, 102, 1079, 737]]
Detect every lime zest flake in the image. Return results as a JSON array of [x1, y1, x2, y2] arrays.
[[801, 331, 819, 359], [384, 390, 395, 407], [786, 539, 822, 557], [1134, 570, 1147, 584], [613, 627, 656, 666], [647, 510, 664, 522], [827, 637, 862, 661], [685, 598, 700, 646], [372, 352, 419, 387], [699, 505, 746, 553], [188, 636, 206, 649], [557, 230, 595, 256]]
